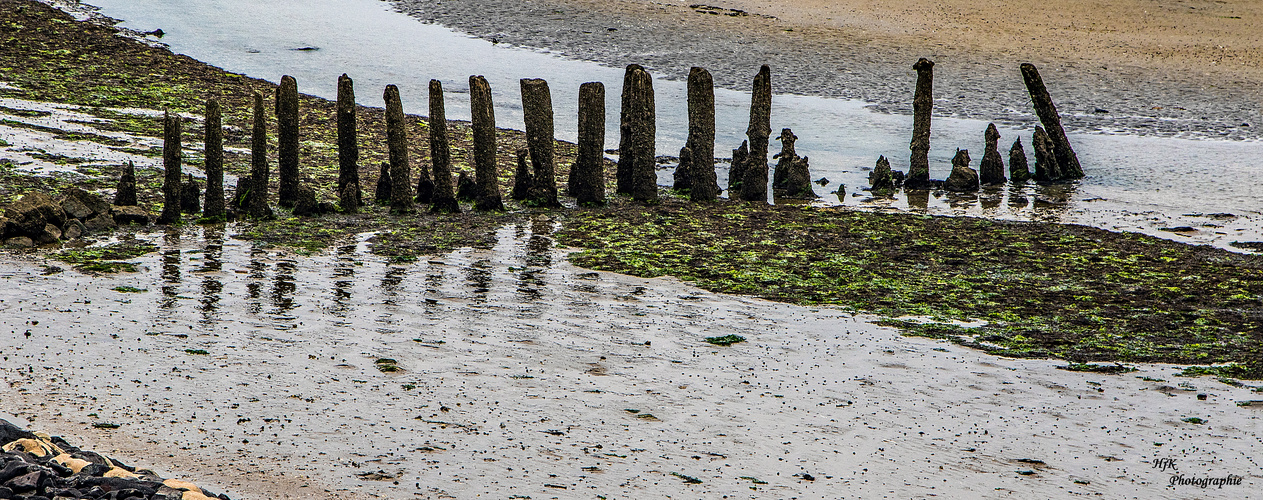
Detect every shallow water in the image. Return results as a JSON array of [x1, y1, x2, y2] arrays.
[[73, 0, 1263, 250], [3, 224, 1261, 499]]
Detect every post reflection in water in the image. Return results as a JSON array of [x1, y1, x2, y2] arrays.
[[979, 186, 1003, 211], [159, 229, 181, 310], [906, 190, 930, 211], [270, 261, 298, 329], [246, 244, 267, 315], [330, 244, 356, 320], [199, 226, 224, 324], [380, 265, 406, 305], [465, 259, 493, 304]]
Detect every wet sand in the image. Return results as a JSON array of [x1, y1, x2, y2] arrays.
[[391, 0, 1262, 140], [2, 224, 1260, 498]]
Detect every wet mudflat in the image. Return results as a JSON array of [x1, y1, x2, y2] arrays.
[[3, 222, 1261, 499]]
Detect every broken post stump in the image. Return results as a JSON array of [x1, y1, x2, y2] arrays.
[[687, 67, 719, 201], [728, 140, 748, 196], [1031, 126, 1062, 182], [469, 75, 504, 211], [180, 173, 201, 213], [521, 78, 561, 207], [429, 79, 460, 213], [115, 160, 137, 206], [383, 84, 414, 212], [907, 58, 935, 189], [571, 81, 606, 205], [203, 99, 225, 219], [1020, 63, 1083, 179], [455, 172, 477, 201], [374, 162, 392, 203], [512, 148, 532, 200], [740, 65, 772, 203], [157, 110, 182, 224], [1008, 137, 1031, 183], [616, 64, 642, 195], [248, 91, 272, 219], [772, 127, 797, 190], [276, 75, 300, 207], [979, 123, 1006, 185], [337, 73, 362, 213], [673, 146, 693, 192], [943, 149, 979, 192], [869, 155, 896, 196]]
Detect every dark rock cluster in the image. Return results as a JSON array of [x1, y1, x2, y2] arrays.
[[1, 189, 146, 248], [0, 419, 231, 500]]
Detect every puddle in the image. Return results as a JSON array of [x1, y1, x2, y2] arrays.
[[2, 224, 1261, 499]]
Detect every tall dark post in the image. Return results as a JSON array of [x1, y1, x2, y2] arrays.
[[687, 67, 719, 201], [469, 75, 504, 211], [383, 84, 413, 212], [571, 81, 606, 205], [248, 91, 271, 219], [907, 58, 935, 189], [428, 80, 460, 213], [1020, 63, 1083, 179], [616, 64, 642, 195], [628, 67, 657, 203], [520, 78, 561, 207], [276, 75, 300, 207], [157, 110, 182, 224], [203, 99, 225, 219], [979, 123, 1006, 185], [740, 65, 771, 203], [336, 74, 361, 212]]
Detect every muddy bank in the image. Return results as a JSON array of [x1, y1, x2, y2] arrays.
[[390, 0, 1262, 141], [3, 223, 1261, 499]]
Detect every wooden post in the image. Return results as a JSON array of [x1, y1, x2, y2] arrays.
[[469, 75, 504, 211], [248, 91, 271, 219], [616, 64, 642, 195], [115, 160, 137, 206], [429, 79, 460, 213], [520, 78, 561, 207], [740, 65, 771, 202], [687, 67, 719, 201], [1031, 126, 1063, 182], [628, 67, 657, 203], [907, 58, 934, 189], [571, 81, 606, 205], [374, 162, 392, 203], [203, 99, 225, 219], [337, 74, 361, 213], [1008, 137, 1031, 183], [728, 140, 748, 196], [1020, 63, 1083, 179], [157, 110, 182, 224], [979, 123, 1006, 185], [383, 84, 413, 212], [512, 148, 532, 200], [276, 75, 300, 207]]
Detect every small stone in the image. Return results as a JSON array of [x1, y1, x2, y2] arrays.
[[4, 236, 33, 248]]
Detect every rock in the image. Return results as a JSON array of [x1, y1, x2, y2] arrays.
[[0, 217, 14, 239], [374, 163, 391, 203], [60, 195, 93, 221], [6, 192, 67, 236], [0, 420, 35, 444], [943, 149, 979, 192], [291, 184, 321, 217], [32, 223, 62, 244], [7, 469, 42, 491], [180, 174, 201, 213], [83, 214, 116, 234], [62, 220, 85, 240], [978, 124, 1006, 185], [868, 155, 896, 195], [814, 177, 829, 186], [455, 172, 478, 202], [112, 206, 151, 226], [63, 188, 110, 220], [230, 176, 251, 209], [1009, 137, 1032, 183], [4, 236, 33, 248], [114, 161, 137, 206]]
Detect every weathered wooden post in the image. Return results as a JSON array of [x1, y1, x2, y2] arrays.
[[248, 91, 272, 219], [428, 79, 460, 213], [979, 123, 1006, 185], [383, 84, 413, 212], [469, 75, 504, 211], [571, 81, 606, 205], [1031, 126, 1063, 182], [181, 173, 201, 213], [1009, 137, 1031, 183], [740, 65, 771, 202], [115, 160, 137, 206], [627, 67, 658, 203], [616, 64, 642, 195], [907, 58, 935, 189], [157, 110, 182, 224], [729, 141, 748, 195], [512, 148, 532, 200], [687, 67, 719, 201], [1020, 63, 1083, 179], [520, 78, 561, 207], [673, 146, 693, 192], [869, 155, 896, 196], [943, 149, 978, 192], [203, 99, 225, 219], [772, 127, 797, 189], [337, 74, 361, 213], [374, 162, 392, 203], [276, 75, 300, 207]]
